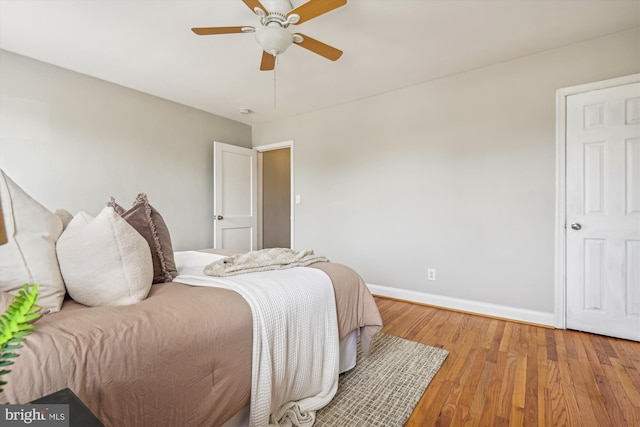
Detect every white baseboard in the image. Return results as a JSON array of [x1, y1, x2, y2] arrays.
[[367, 284, 555, 327]]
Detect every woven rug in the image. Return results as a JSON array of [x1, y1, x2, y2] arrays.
[[315, 333, 448, 427]]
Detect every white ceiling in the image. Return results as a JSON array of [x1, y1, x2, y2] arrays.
[[1, 0, 638, 125]]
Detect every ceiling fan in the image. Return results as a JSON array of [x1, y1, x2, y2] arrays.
[[191, 0, 346, 71]]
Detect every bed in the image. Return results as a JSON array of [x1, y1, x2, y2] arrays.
[[0, 169, 383, 426], [1, 251, 382, 426]]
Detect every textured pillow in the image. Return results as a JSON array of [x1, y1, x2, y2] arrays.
[[56, 207, 153, 307], [54, 208, 74, 231], [0, 169, 65, 314], [107, 194, 177, 284]]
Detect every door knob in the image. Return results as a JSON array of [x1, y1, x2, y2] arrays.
[[215, 215, 224, 220], [570, 223, 582, 230]]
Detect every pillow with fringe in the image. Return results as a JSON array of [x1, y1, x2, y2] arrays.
[[107, 194, 178, 284]]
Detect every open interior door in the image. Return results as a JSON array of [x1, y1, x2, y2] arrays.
[[213, 141, 257, 251]]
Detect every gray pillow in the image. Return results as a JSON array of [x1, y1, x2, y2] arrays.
[[107, 194, 178, 284]]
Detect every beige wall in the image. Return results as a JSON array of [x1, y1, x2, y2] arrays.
[[0, 50, 252, 251], [1, 27, 638, 317], [252, 28, 640, 314]]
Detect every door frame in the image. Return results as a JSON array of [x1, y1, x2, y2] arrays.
[[254, 140, 295, 250], [554, 73, 640, 329]]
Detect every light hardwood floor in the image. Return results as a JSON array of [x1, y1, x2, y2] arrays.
[[374, 296, 640, 426]]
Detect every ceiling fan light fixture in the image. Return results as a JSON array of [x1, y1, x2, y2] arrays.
[[255, 25, 293, 56], [287, 14, 300, 25], [191, 0, 347, 70]]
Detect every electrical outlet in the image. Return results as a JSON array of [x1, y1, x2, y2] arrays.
[[427, 268, 436, 281]]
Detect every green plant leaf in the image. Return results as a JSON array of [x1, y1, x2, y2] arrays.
[[1, 353, 19, 359], [0, 283, 40, 395], [1, 344, 21, 351]]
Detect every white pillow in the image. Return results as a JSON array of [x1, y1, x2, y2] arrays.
[[0, 169, 65, 314], [57, 207, 153, 307]]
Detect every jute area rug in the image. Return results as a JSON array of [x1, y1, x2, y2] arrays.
[[315, 333, 449, 427]]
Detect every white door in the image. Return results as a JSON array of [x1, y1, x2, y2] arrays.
[[566, 81, 640, 341], [213, 141, 257, 251]]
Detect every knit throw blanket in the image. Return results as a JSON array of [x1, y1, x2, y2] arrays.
[[174, 250, 339, 427], [204, 248, 329, 277]]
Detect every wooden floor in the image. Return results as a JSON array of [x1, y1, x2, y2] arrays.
[[375, 296, 640, 427]]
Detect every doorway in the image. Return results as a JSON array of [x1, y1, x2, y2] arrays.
[[256, 141, 294, 250], [260, 148, 291, 248]]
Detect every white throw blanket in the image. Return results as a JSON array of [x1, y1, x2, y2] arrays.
[[204, 248, 329, 276], [174, 251, 340, 427]]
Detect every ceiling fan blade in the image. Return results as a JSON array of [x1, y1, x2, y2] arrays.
[[192, 26, 252, 35], [287, 0, 347, 25], [242, 0, 268, 16], [260, 51, 276, 71], [294, 33, 343, 61]]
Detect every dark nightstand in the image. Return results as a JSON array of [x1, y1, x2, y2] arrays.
[[33, 388, 104, 427]]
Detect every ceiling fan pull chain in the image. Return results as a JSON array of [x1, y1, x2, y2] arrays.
[[273, 56, 277, 110]]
